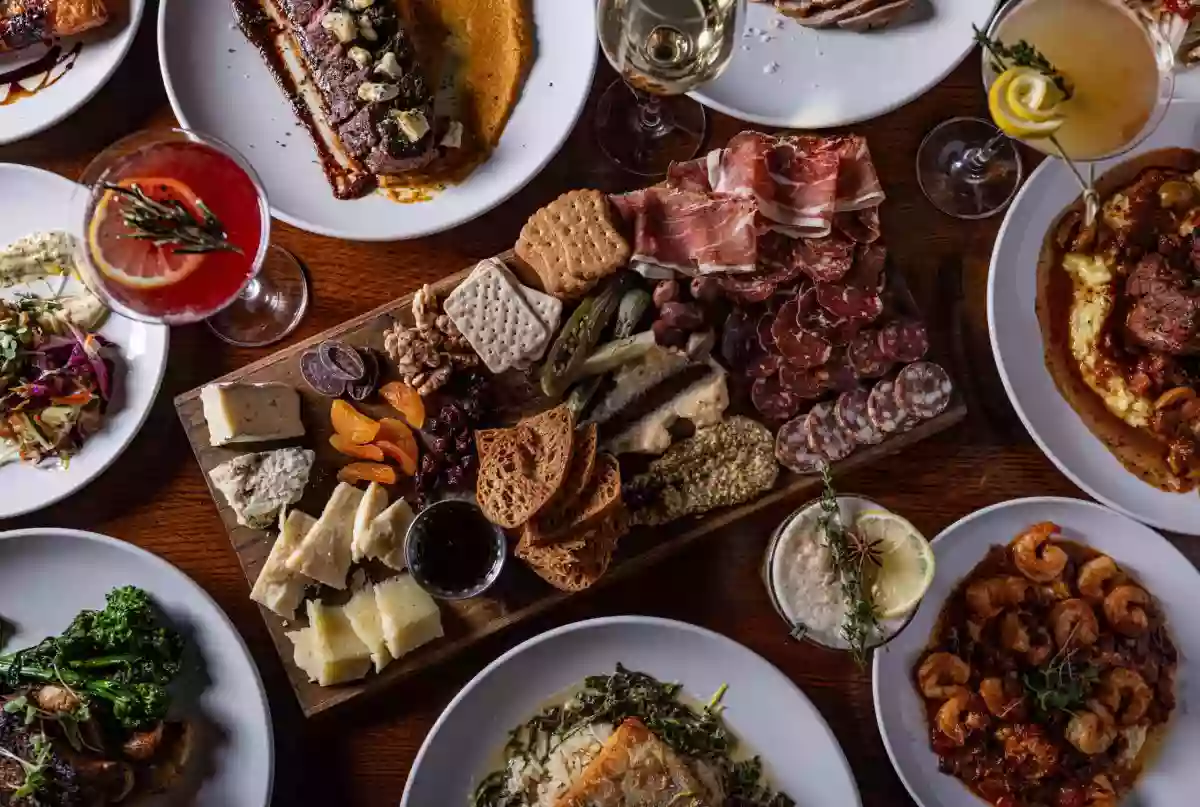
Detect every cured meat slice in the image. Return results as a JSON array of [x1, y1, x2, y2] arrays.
[[815, 243, 886, 323], [830, 135, 885, 212], [779, 365, 829, 399], [805, 307, 858, 346], [752, 375, 803, 422], [893, 361, 953, 419], [805, 401, 856, 461], [773, 296, 832, 369], [867, 380, 914, 434], [848, 330, 892, 377], [775, 416, 826, 475], [877, 320, 929, 362], [716, 275, 777, 303], [720, 308, 759, 368], [814, 348, 860, 392], [615, 187, 759, 274], [792, 233, 856, 283], [748, 353, 784, 379], [834, 208, 881, 244], [666, 155, 713, 193], [757, 311, 778, 353], [835, 388, 884, 446]]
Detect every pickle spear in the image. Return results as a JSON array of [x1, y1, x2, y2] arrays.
[[540, 274, 635, 399]]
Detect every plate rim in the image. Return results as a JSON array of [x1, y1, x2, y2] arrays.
[[870, 495, 1198, 807], [0, 0, 148, 147], [154, 0, 599, 242], [0, 163, 170, 520], [400, 614, 862, 807], [0, 526, 276, 807]]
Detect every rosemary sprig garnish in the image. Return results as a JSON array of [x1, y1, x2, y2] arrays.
[[817, 465, 882, 666], [972, 24, 1074, 100], [101, 182, 243, 256]]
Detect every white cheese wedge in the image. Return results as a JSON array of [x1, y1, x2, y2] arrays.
[[375, 574, 443, 660], [351, 482, 389, 563], [343, 584, 392, 672], [285, 627, 322, 682], [209, 448, 315, 529], [359, 499, 415, 571], [304, 600, 372, 686], [250, 508, 318, 619], [200, 382, 305, 447], [286, 483, 364, 589]]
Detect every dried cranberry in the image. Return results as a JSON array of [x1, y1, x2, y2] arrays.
[[426, 417, 447, 436], [460, 453, 477, 473], [443, 466, 465, 487], [455, 432, 473, 453], [429, 436, 450, 456], [420, 453, 440, 475]]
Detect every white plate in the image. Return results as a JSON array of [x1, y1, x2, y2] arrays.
[[873, 497, 1200, 807], [157, 0, 597, 242], [0, 0, 146, 145], [691, 0, 996, 129], [0, 528, 274, 806], [402, 616, 861, 806], [0, 164, 169, 518], [987, 100, 1200, 536]]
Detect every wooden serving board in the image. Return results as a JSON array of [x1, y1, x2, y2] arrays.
[[175, 252, 967, 717]]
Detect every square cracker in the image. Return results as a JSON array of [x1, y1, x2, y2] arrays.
[[445, 259, 548, 373], [516, 189, 630, 300], [485, 258, 562, 361]]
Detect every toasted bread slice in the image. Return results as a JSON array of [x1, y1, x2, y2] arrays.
[[516, 503, 627, 593], [476, 404, 574, 528], [523, 423, 597, 537], [524, 451, 620, 544]]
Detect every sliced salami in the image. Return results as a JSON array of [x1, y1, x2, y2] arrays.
[[774, 295, 832, 369], [792, 233, 855, 283], [774, 416, 826, 475], [877, 320, 929, 362], [747, 353, 784, 379], [893, 361, 954, 420], [806, 308, 859, 346], [834, 387, 884, 446], [867, 380, 914, 435], [779, 365, 829, 399], [814, 282, 884, 324], [813, 348, 860, 392], [757, 311, 778, 353], [848, 330, 892, 378], [805, 401, 857, 462], [752, 375, 802, 422], [717, 275, 777, 304]]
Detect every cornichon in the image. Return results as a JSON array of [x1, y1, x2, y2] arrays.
[[613, 288, 651, 339], [577, 331, 656, 378], [566, 377, 603, 419], [540, 274, 636, 399]]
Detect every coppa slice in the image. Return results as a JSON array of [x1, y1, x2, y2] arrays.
[[475, 404, 575, 528]]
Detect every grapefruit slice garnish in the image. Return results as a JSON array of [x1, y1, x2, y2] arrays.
[[87, 177, 209, 290]]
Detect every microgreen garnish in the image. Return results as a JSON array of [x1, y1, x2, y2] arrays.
[[1021, 626, 1099, 717]]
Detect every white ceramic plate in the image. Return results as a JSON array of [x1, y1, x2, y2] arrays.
[[0, 528, 274, 806], [402, 616, 861, 806], [987, 100, 1200, 536], [0, 0, 146, 145], [0, 164, 169, 518], [691, 0, 996, 129], [874, 497, 1200, 807], [157, 0, 597, 242]]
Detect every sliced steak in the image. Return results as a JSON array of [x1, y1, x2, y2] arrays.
[[1126, 288, 1200, 355], [838, 0, 914, 30]]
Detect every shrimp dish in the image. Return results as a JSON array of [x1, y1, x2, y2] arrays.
[[912, 522, 1178, 807]]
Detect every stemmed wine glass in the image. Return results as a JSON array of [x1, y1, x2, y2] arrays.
[[595, 0, 746, 176]]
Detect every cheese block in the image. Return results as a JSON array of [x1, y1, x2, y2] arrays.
[[209, 448, 315, 529], [250, 508, 318, 619], [343, 584, 392, 672], [285, 626, 321, 682], [350, 482, 389, 563], [374, 574, 443, 660], [200, 382, 305, 447], [305, 599, 372, 686], [285, 482, 364, 588], [359, 499, 415, 571]]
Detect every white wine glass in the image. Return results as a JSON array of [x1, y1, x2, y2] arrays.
[[596, 0, 746, 177]]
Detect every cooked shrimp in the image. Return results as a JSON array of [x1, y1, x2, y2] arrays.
[[1050, 598, 1100, 649], [979, 677, 1026, 721], [1000, 611, 1031, 653], [1098, 667, 1152, 725], [1104, 585, 1152, 636], [917, 652, 970, 700], [1011, 522, 1069, 582], [1085, 774, 1118, 807], [1066, 704, 1118, 755], [966, 575, 1030, 619], [999, 726, 1059, 781], [1078, 555, 1123, 604], [935, 690, 973, 746]]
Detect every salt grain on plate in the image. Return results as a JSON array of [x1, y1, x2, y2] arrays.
[[763, 62, 779, 75], [758, 33, 773, 43]]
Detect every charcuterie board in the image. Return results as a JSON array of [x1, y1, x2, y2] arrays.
[[175, 250, 966, 717]]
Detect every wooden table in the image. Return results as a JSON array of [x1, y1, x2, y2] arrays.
[[4, 20, 1197, 806]]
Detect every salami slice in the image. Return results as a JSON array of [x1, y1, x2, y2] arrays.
[[775, 416, 826, 475], [814, 282, 884, 324], [893, 361, 954, 420], [779, 365, 829, 399], [805, 401, 857, 462], [813, 348, 859, 392], [747, 353, 784, 379], [806, 308, 859, 346], [793, 233, 855, 283], [877, 320, 929, 362], [752, 375, 802, 422], [835, 388, 884, 446], [774, 296, 832, 369], [867, 380, 914, 435], [848, 330, 892, 378], [717, 274, 777, 304], [757, 311, 778, 353]]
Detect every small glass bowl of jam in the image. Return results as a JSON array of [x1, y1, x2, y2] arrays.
[[404, 499, 507, 599]]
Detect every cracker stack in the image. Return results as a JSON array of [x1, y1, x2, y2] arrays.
[[475, 407, 627, 592], [515, 190, 630, 301]]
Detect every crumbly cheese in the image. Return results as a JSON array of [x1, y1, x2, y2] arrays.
[[250, 508, 318, 619], [285, 482, 364, 589], [200, 382, 305, 447], [392, 109, 430, 142], [208, 448, 315, 529], [374, 574, 443, 660]]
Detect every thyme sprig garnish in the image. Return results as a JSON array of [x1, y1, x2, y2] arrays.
[[101, 182, 243, 256], [817, 465, 882, 667], [1021, 624, 1099, 718], [972, 24, 1074, 100]]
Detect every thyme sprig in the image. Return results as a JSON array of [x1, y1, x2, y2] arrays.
[[101, 182, 243, 256], [972, 24, 1074, 100], [817, 465, 881, 667]]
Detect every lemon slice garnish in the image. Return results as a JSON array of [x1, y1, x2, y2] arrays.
[[855, 509, 935, 620], [989, 66, 1066, 139]]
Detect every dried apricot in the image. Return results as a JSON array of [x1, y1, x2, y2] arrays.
[[380, 381, 425, 429], [331, 400, 380, 444], [376, 440, 418, 476], [330, 434, 384, 462], [337, 462, 397, 486]]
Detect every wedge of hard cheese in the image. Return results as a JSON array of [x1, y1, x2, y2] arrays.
[[350, 482, 389, 563], [343, 584, 392, 672], [356, 499, 415, 570], [201, 382, 305, 447], [305, 599, 372, 686], [286, 482, 363, 589], [374, 574, 443, 660], [250, 508, 318, 619]]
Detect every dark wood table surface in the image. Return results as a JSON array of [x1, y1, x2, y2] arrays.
[[4, 14, 1198, 806]]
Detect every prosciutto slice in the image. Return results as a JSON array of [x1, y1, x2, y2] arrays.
[[614, 187, 759, 276]]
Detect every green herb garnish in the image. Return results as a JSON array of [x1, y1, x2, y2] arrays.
[[0, 731, 52, 800], [1021, 629, 1099, 718], [818, 465, 882, 667], [972, 24, 1074, 100], [101, 181, 243, 256]]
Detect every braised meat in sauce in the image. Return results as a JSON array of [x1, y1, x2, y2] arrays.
[[913, 523, 1177, 807]]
